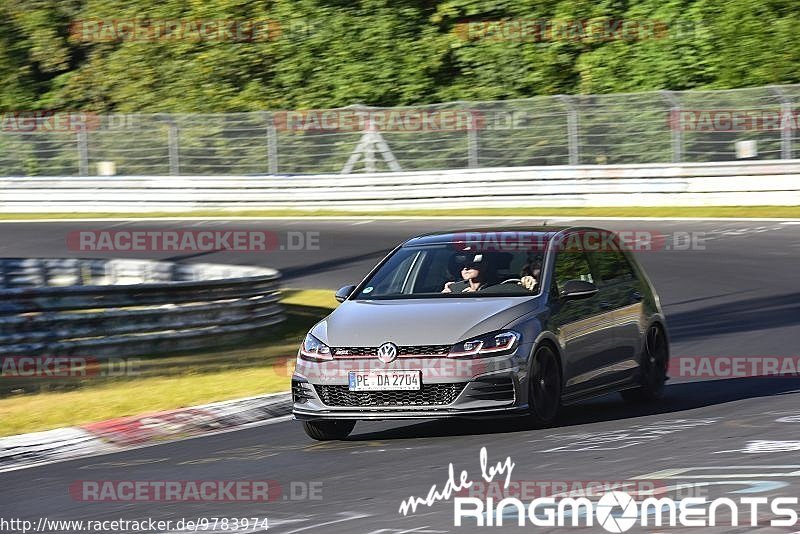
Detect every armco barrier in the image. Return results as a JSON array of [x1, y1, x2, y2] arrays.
[[1, 160, 800, 211], [0, 258, 283, 357]]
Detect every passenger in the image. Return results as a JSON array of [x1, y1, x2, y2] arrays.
[[442, 255, 491, 293]]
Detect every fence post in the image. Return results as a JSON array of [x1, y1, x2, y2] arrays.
[[77, 126, 89, 176], [467, 108, 479, 167], [167, 121, 180, 175], [266, 112, 278, 174], [770, 86, 793, 160], [661, 91, 682, 163], [780, 101, 793, 160], [557, 95, 579, 165], [467, 128, 479, 168]]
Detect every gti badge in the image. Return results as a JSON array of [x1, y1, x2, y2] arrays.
[[377, 342, 398, 363]]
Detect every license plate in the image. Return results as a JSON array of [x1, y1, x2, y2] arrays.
[[348, 370, 421, 391]]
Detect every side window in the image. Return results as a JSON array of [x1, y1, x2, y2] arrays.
[[553, 249, 593, 294]]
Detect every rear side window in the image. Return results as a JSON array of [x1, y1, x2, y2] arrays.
[[594, 250, 636, 285], [592, 236, 637, 285], [553, 249, 593, 294]]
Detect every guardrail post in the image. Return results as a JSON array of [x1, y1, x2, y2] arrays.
[[557, 95, 579, 165], [770, 86, 793, 160], [661, 91, 682, 163], [266, 112, 278, 174], [77, 126, 89, 176]]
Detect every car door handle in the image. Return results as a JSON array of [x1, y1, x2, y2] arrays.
[[599, 301, 612, 310], [631, 291, 643, 302]]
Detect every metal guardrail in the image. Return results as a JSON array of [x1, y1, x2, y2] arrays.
[[1, 160, 799, 211], [0, 84, 798, 176], [0, 259, 284, 357]]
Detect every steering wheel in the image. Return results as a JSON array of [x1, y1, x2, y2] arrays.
[[500, 278, 522, 284]]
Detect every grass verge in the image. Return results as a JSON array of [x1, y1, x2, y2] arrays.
[[1, 206, 800, 219], [0, 289, 336, 437]]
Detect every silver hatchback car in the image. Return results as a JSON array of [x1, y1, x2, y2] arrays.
[[292, 227, 669, 440]]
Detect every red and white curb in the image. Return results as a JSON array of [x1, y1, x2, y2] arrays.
[[0, 392, 291, 472]]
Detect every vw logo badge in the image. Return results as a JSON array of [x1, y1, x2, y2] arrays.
[[377, 342, 398, 363]]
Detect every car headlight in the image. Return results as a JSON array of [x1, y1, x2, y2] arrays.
[[299, 333, 333, 362], [448, 330, 521, 358]]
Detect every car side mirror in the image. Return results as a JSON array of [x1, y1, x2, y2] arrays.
[[335, 285, 356, 303], [559, 279, 598, 301]]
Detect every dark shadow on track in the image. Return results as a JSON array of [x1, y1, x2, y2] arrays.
[[667, 292, 800, 339], [660, 288, 755, 308], [347, 377, 800, 441]]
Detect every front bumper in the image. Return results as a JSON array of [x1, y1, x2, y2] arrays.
[[293, 404, 527, 421], [291, 346, 530, 421]]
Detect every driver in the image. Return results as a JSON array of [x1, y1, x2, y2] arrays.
[[442, 254, 491, 293], [518, 259, 541, 292]]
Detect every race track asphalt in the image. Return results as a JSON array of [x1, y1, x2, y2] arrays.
[[2, 217, 800, 533]]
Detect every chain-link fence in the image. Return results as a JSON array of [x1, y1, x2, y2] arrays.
[[1, 84, 798, 176]]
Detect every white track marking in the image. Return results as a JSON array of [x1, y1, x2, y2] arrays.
[[280, 512, 370, 533]]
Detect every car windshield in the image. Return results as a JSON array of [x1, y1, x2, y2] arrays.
[[354, 244, 546, 299]]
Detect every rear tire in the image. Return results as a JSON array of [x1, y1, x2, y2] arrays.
[[621, 324, 668, 403], [302, 420, 356, 441], [528, 344, 562, 427]]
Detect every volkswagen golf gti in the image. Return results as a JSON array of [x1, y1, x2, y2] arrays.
[[292, 227, 669, 440]]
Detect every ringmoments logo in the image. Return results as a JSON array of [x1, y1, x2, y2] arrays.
[[397, 448, 800, 531], [453, 491, 800, 530]]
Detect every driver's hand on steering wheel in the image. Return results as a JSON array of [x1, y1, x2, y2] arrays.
[[519, 276, 537, 291]]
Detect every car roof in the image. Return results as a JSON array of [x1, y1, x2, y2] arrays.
[[402, 226, 597, 246]]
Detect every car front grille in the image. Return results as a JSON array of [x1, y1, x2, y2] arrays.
[[332, 347, 376, 357], [331, 345, 451, 358], [399, 345, 450, 356], [314, 383, 466, 407]]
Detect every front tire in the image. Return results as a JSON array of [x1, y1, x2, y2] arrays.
[[621, 324, 668, 403], [528, 344, 562, 427], [302, 420, 356, 441]]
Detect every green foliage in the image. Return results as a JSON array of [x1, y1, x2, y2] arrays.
[[0, 0, 797, 113]]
